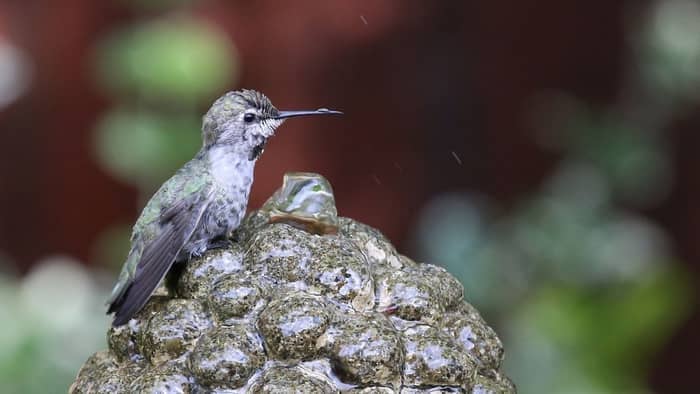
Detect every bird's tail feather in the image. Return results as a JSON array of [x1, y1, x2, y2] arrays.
[[108, 191, 209, 326], [109, 221, 188, 326]]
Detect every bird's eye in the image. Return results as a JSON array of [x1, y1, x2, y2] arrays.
[[243, 113, 256, 123]]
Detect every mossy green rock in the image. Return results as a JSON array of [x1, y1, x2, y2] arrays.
[[71, 173, 515, 393], [189, 323, 266, 388], [258, 292, 331, 361]]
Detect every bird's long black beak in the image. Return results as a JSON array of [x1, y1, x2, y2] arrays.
[[275, 108, 343, 120]]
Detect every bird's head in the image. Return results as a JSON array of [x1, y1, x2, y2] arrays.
[[202, 89, 342, 160]]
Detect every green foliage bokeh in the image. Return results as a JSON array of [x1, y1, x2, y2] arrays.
[[95, 17, 238, 104]]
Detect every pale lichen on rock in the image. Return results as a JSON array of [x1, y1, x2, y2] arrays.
[[71, 172, 515, 393]]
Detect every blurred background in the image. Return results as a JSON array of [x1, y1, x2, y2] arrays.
[[0, 1, 699, 393]]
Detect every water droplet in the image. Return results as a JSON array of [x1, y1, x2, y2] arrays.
[[450, 151, 462, 165]]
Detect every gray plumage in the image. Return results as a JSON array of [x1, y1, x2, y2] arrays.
[[106, 90, 341, 326]]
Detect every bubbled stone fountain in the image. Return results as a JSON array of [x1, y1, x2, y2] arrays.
[[71, 172, 515, 393]]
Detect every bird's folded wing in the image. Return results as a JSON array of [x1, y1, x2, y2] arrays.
[[111, 191, 211, 326]]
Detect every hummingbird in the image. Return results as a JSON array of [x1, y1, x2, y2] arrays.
[[106, 89, 342, 326]]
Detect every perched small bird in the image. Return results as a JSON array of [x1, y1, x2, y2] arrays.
[[106, 90, 341, 326]]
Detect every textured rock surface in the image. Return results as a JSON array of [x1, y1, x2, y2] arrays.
[[71, 173, 515, 393]]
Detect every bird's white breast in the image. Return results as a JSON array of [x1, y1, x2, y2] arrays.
[[208, 145, 255, 191]]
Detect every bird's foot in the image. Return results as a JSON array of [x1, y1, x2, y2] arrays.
[[208, 238, 234, 251]]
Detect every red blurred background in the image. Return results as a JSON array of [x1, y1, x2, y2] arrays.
[[0, 1, 698, 391]]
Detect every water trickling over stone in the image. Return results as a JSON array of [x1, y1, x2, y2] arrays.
[[262, 172, 339, 235], [71, 172, 515, 393]]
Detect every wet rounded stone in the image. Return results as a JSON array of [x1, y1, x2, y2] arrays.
[[338, 217, 391, 245], [400, 388, 463, 393], [234, 210, 270, 243], [376, 269, 445, 324], [188, 323, 266, 389], [248, 365, 338, 394], [338, 218, 403, 275], [347, 388, 396, 394], [470, 372, 516, 394], [247, 222, 374, 308], [307, 235, 373, 309], [319, 313, 402, 387], [441, 304, 504, 373], [69, 350, 120, 394], [177, 247, 245, 299], [74, 350, 118, 376], [107, 323, 138, 364], [402, 325, 476, 388], [71, 355, 143, 394], [415, 263, 464, 308], [140, 299, 211, 365], [108, 295, 170, 362], [245, 224, 315, 285], [207, 277, 264, 320], [257, 293, 331, 360], [128, 360, 195, 393]]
